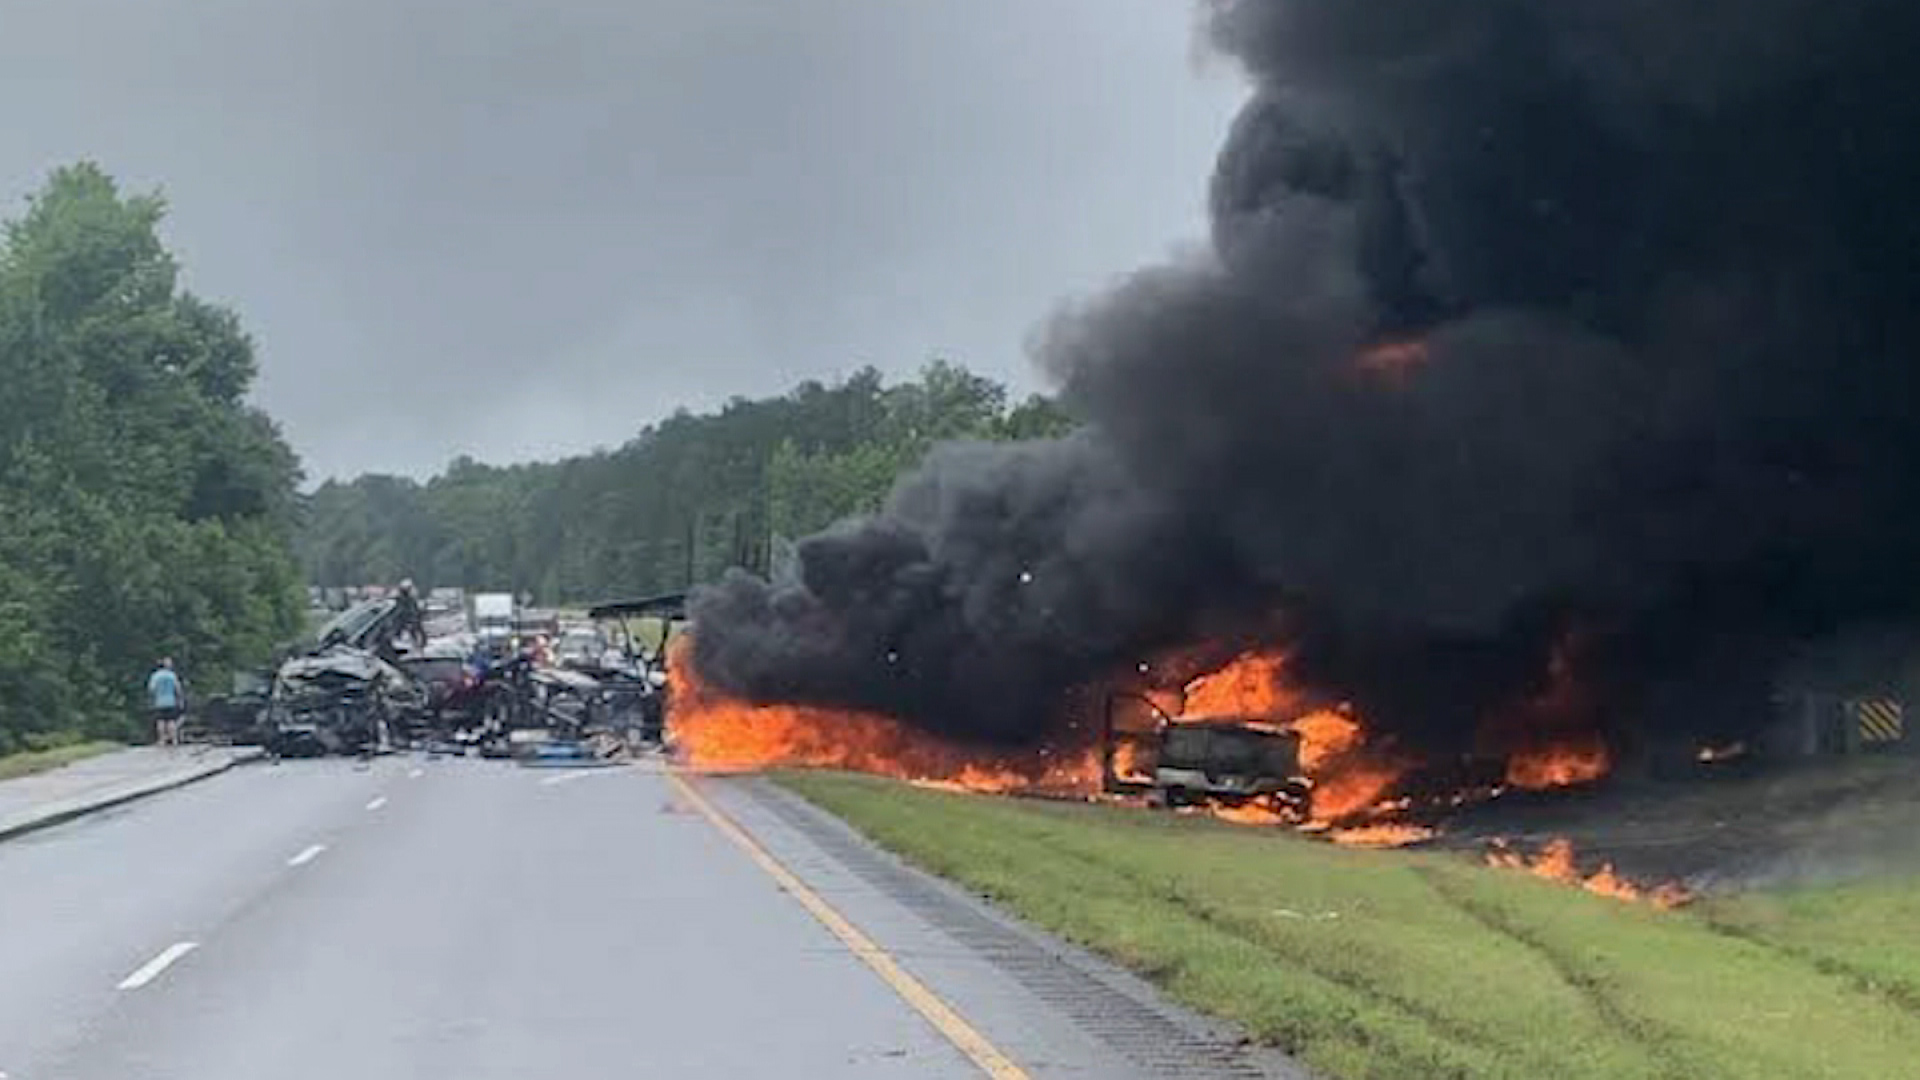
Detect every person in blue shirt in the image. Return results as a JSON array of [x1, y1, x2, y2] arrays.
[[146, 658, 185, 748]]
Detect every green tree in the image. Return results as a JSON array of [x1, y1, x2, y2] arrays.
[[0, 163, 304, 746], [296, 359, 1081, 605]]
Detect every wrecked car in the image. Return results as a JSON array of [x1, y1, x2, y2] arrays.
[[265, 598, 425, 757], [268, 647, 421, 757], [582, 593, 685, 747], [394, 643, 485, 749], [467, 649, 607, 760], [184, 668, 276, 746]]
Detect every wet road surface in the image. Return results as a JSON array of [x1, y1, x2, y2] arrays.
[[0, 756, 1295, 1079]]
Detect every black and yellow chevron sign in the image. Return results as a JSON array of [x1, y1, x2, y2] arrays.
[[1853, 698, 1905, 744]]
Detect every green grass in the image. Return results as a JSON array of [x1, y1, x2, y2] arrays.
[[778, 770, 1920, 1080], [0, 740, 122, 782]]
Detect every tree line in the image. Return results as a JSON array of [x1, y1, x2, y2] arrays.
[[296, 361, 1074, 603], [0, 165, 306, 751]]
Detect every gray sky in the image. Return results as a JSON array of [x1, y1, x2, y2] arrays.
[[0, 1, 1245, 481]]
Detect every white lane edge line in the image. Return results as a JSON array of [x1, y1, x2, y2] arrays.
[[117, 941, 198, 990], [287, 843, 327, 867], [365, 796, 388, 811]]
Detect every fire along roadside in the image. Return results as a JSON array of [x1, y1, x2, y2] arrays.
[[665, 639, 1697, 907]]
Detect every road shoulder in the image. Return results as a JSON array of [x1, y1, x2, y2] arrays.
[[697, 773, 1306, 1080], [0, 746, 262, 842]]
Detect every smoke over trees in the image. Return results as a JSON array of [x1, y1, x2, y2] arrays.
[[691, 0, 1920, 752]]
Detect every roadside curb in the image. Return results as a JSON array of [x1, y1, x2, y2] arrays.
[[0, 748, 265, 844]]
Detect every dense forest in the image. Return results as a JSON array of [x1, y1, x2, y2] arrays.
[[297, 361, 1074, 603], [0, 165, 305, 750]]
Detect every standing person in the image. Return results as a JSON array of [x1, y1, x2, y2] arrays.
[[394, 578, 426, 650], [147, 658, 185, 749]]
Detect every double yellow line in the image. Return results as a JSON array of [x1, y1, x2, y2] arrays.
[[668, 772, 1030, 1080]]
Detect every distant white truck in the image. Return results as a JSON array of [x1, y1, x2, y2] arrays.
[[472, 592, 517, 653]]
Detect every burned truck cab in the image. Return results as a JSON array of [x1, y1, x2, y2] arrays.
[[1150, 719, 1308, 808], [1102, 692, 1309, 811]]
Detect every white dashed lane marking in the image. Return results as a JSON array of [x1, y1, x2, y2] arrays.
[[117, 942, 198, 990], [539, 768, 629, 787], [287, 844, 326, 867], [365, 796, 388, 811]]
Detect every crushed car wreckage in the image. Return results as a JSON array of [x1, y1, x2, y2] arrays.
[[266, 598, 423, 757], [271, 647, 421, 757], [488, 593, 686, 765], [248, 591, 687, 765]]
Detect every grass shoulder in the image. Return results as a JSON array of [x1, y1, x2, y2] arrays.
[[776, 769, 1920, 1080], [0, 740, 123, 782]]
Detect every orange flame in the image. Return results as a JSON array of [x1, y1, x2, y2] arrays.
[[1209, 801, 1291, 827], [1292, 708, 1364, 771], [1327, 823, 1437, 847], [666, 643, 1100, 794], [1309, 759, 1413, 821], [1354, 339, 1430, 382], [1485, 837, 1691, 908], [671, 632, 1632, 859], [1109, 740, 1153, 784], [1479, 633, 1614, 792], [1182, 651, 1303, 720], [1286, 706, 1412, 822], [1505, 734, 1610, 790]]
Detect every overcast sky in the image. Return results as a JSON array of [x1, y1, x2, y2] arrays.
[[0, 1, 1245, 481]]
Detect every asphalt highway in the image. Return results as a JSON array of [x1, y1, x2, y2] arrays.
[[0, 756, 1290, 1080]]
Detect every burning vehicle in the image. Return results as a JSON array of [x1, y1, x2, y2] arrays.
[[678, 1, 1920, 812], [1102, 691, 1307, 812]]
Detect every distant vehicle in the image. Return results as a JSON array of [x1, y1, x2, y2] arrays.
[[514, 609, 561, 641], [472, 592, 516, 652], [555, 626, 610, 669]]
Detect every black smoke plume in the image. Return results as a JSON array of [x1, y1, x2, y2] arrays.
[[693, 0, 1920, 754]]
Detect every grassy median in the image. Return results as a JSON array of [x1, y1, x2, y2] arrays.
[[0, 740, 121, 782], [777, 771, 1920, 1080]]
